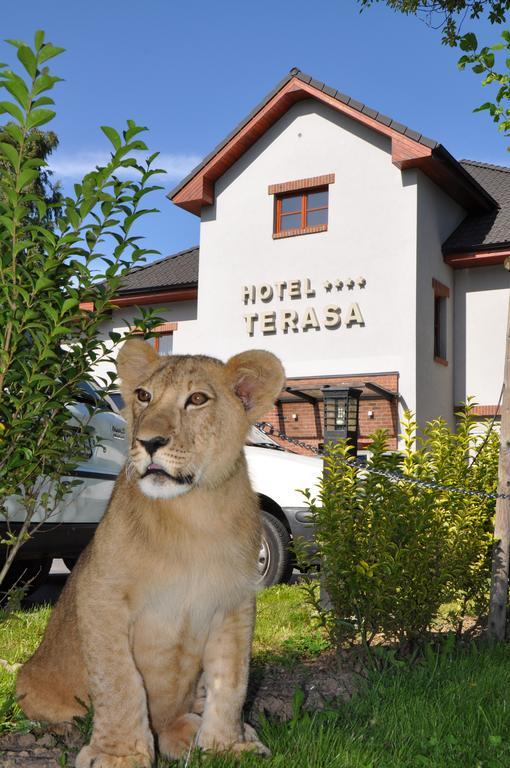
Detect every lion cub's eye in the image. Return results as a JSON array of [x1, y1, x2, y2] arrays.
[[135, 388, 151, 403], [186, 392, 209, 408]]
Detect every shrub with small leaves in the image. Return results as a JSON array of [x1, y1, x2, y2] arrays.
[[0, 31, 165, 589], [300, 404, 499, 648]]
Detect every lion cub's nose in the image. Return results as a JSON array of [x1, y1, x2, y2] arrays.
[[137, 436, 169, 456]]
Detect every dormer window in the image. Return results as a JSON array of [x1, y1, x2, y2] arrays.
[[269, 174, 335, 239]]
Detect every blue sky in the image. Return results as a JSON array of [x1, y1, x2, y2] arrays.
[[3, 1, 507, 259]]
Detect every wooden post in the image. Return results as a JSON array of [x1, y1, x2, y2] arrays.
[[488, 286, 510, 641]]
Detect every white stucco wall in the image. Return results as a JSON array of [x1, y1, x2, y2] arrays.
[[454, 267, 510, 406], [92, 300, 197, 385], [174, 99, 419, 417], [415, 173, 465, 427]]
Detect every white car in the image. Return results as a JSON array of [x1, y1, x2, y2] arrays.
[[1, 385, 322, 593]]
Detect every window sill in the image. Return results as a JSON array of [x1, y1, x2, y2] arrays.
[[273, 224, 328, 240], [434, 356, 448, 367]]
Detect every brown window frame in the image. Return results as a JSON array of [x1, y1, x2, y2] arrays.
[[274, 187, 328, 238], [268, 174, 334, 240]]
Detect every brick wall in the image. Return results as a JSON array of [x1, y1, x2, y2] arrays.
[[261, 372, 399, 455]]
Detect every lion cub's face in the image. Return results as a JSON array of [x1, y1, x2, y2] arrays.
[[116, 340, 285, 500]]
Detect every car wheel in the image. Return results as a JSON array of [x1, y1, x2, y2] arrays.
[[258, 510, 293, 588], [0, 557, 52, 602]]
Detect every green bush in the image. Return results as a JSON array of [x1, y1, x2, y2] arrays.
[[300, 405, 499, 648], [0, 31, 164, 590]]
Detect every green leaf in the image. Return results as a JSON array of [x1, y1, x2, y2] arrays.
[[34, 30, 45, 51], [101, 125, 121, 151], [474, 102, 493, 113], [12, 239, 34, 256], [61, 297, 79, 315], [38, 43, 65, 64], [0, 141, 19, 168], [17, 45, 37, 78], [33, 74, 61, 96], [5, 38, 26, 50], [17, 167, 39, 191], [459, 32, 478, 52], [32, 95, 55, 109], [34, 275, 54, 291], [27, 108, 55, 129], [51, 325, 70, 336], [0, 100, 24, 122], [3, 122, 23, 144], [2, 75, 30, 109], [0, 215, 13, 235]]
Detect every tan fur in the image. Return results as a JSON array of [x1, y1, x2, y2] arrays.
[[16, 341, 284, 767]]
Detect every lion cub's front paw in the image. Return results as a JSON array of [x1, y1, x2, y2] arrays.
[[158, 712, 202, 759], [198, 723, 271, 758], [75, 743, 153, 768], [242, 723, 271, 757]]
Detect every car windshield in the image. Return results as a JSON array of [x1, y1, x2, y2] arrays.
[[246, 426, 283, 450], [108, 392, 125, 413], [75, 383, 122, 415]]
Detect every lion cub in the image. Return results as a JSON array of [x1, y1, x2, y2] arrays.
[[17, 340, 285, 768]]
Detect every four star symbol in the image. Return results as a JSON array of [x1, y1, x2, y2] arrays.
[[321, 278, 367, 291]]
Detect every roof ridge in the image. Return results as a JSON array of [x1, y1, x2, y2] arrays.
[[289, 67, 437, 147], [461, 158, 510, 174], [126, 245, 199, 276]]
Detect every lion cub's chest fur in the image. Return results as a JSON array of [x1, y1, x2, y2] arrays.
[[120, 487, 260, 636], [129, 544, 257, 637]]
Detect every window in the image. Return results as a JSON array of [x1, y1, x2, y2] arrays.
[[432, 279, 449, 365], [146, 322, 177, 356], [268, 174, 335, 239], [151, 333, 173, 355], [275, 188, 329, 236]]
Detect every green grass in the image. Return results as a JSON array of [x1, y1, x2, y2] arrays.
[[3, 588, 510, 767], [0, 604, 51, 732], [252, 583, 329, 665], [160, 642, 510, 768]]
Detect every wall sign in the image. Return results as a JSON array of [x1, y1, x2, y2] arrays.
[[242, 277, 366, 335]]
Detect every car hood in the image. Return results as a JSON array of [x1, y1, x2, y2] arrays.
[[244, 445, 322, 508]]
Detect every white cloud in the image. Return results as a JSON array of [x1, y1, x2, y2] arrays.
[[49, 151, 202, 181]]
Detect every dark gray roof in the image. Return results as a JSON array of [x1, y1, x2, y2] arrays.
[[443, 160, 510, 253], [117, 246, 199, 294]]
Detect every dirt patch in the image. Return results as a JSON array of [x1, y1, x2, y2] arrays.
[[0, 651, 360, 767], [246, 649, 361, 721], [0, 730, 81, 767]]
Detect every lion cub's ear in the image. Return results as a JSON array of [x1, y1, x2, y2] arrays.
[[117, 338, 160, 395], [226, 350, 285, 422]]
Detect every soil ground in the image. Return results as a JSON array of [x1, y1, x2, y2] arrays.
[[0, 651, 359, 767]]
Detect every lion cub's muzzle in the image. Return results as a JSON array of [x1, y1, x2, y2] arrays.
[[134, 435, 196, 499]]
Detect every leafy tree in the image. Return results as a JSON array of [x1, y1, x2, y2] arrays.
[[358, 1, 510, 145], [0, 31, 164, 594], [358, 0, 510, 45]]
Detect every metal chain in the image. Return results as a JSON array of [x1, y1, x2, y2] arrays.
[[255, 421, 510, 501]]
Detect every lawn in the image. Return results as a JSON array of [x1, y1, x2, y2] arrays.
[[2, 586, 510, 767]]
